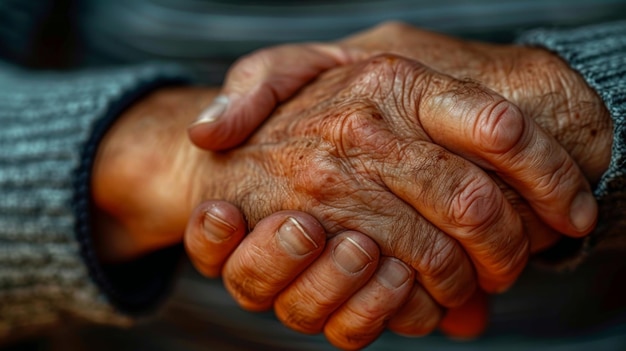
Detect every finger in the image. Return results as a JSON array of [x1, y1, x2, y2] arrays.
[[416, 73, 597, 237], [297, 114, 478, 307], [351, 55, 575, 291], [439, 289, 489, 339], [184, 200, 247, 278], [274, 232, 379, 334], [323, 257, 414, 350], [222, 211, 326, 311], [387, 284, 444, 337], [491, 175, 561, 253], [188, 43, 362, 150], [360, 127, 528, 293]]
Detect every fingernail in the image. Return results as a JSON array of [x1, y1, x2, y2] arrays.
[[333, 237, 373, 274], [194, 95, 229, 125], [570, 191, 598, 232], [203, 210, 236, 243], [376, 258, 411, 289], [276, 217, 318, 256]]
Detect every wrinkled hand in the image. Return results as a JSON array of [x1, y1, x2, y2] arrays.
[[203, 53, 596, 297], [185, 22, 612, 349], [185, 200, 488, 350], [190, 22, 612, 186], [186, 51, 598, 344]]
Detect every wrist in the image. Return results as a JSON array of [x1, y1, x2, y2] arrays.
[[91, 86, 220, 262]]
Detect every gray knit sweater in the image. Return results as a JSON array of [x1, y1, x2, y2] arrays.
[[0, 63, 190, 339], [0, 19, 624, 343]]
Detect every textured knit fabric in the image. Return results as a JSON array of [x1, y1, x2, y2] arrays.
[[518, 20, 626, 268], [0, 62, 189, 339], [0, 3, 624, 348]]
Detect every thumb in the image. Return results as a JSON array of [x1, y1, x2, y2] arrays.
[[188, 43, 362, 150]]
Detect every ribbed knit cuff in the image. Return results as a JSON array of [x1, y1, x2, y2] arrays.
[[0, 62, 190, 338], [517, 21, 626, 268]]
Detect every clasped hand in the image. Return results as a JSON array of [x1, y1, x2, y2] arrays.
[[93, 22, 612, 351]]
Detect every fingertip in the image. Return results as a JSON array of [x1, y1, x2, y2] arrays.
[[569, 190, 598, 236], [256, 210, 327, 254], [222, 211, 328, 311], [187, 109, 252, 152], [195, 200, 247, 239], [188, 87, 278, 151], [332, 232, 380, 274], [184, 200, 246, 277]]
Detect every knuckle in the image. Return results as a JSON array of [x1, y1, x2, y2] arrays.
[[449, 175, 502, 232], [332, 104, 394, 157], [293, 149, 348, 202], [223, 248, 279, 310], [473, 99, 525, 154], [350, 54, 417, 98]]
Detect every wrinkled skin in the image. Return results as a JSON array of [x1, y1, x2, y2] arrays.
[[341, 23, 612, 181], [201, 22, 612, 183], [93, 23, 612, 351], [200, 55, 539, 307], [182, 22, 612, 349], [96, 56, 540, 305]]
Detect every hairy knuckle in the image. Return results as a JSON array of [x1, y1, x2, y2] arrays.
[[473, 99, 525, 154]]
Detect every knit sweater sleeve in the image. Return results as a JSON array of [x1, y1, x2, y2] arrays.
[[0, 62, 191, 339], [517, 20, 626, 267]]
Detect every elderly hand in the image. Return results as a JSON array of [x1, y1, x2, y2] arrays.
[[95, 50, 590, 343], [184, 22, 612, 349], [190, 22, 611, 187], [190, 23, 610, 237], [186, 51, 599, 346], [185, 200, 488, 350]]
